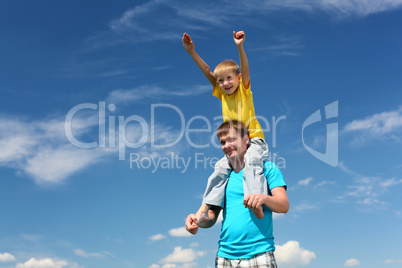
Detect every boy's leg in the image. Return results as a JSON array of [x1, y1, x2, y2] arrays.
[[243, 138, 269, 219], [198, 156, 232, 223]]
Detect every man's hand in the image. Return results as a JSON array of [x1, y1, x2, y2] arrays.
[[182, 33, 195, 53], [185, 214, 199, 235], [233, 31, 246, 46]]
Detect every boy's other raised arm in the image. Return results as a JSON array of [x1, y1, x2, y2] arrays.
[[182, 33, 216, 87], [233, 31, 250, 87]]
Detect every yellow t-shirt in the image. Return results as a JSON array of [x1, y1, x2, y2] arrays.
[[213, 80, 264, 139]]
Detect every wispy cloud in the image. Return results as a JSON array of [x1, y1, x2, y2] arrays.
[[293, 201, 320, 213], [74, 248, 114, 258], [0, 115, 105, 185], [250, 35, 303, 56], [342, 107, 402, 145], [107, 85, 210, 105], [298, 177, 313, 186], [87, 0, 402, 48], [243, 0, 402, 20], [0, 106, 187, 185], [338, 162, 402, 207]]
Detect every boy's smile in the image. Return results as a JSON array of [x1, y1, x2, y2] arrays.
[[217, 71, 241, 96]]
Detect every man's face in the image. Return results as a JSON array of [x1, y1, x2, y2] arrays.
[[219, 127, 249, 162]]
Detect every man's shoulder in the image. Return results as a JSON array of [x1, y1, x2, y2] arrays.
[[263, 161, 278, 171]]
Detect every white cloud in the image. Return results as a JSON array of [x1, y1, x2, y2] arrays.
[[0, 103, 188, 185], [87, 0, 402, 49], [160, 247, 205, 264], [275, 241, 316, 267], [385, 259, 402, 264], [150, 234, 167, 241], [293, 201, 319, 213], [162, 265, 177, 268], [107, 85, 210, 105], [0, 252, 16, 262], [345, 258, 360, 266], [314, 180, 336, 189], [245, 0, 402, 19], [273, 212, 286, 220], [24, 146, 102, 185], [168, 227, 192, 237], [298, 177, 313, 186], [339, 162, 402, 207], [74, 248, 113, 258], [0, 114, 107, 185], [16, 258, 68, 268], [343, 107, 402, 144]]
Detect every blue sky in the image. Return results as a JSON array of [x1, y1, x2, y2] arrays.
[[1, 0, 402, 267]]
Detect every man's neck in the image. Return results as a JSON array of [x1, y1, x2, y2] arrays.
[[230, 157, 245, 173]]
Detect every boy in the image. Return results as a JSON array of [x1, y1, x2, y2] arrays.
[[182, 31, 269, 222]]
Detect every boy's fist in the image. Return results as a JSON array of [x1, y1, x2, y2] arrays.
[[233, 31, 246, 46]]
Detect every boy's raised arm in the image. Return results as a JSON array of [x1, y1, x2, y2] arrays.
[[182, 33, 216, 87], [233, 31, 250, 87]]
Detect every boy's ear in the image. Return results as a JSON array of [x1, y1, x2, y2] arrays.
[[237, 73, 242, 80]]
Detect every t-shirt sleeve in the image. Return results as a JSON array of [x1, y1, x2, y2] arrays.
[[239, 79, 252, 98], [264, 162, 287, 191], [212, 83, 222, 99]]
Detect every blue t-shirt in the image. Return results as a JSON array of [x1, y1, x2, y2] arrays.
[[217, 161, 286, 259]]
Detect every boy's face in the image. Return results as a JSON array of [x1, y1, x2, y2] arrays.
[[217, 71, 241, 96]]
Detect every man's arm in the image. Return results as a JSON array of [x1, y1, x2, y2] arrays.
[[185, 206, 222, 235], [233, 31, 250, 87], [182, 33, 216, 86], [243, 187, 289, 214]]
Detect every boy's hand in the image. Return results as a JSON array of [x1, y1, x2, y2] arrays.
[[233, 31, 246, 46], [182, 33, 195, 52]]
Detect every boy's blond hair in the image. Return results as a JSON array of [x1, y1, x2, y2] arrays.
[[213, 60, 240, 78]]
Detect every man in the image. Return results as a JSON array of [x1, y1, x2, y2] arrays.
[[185, 120, 289, 268]]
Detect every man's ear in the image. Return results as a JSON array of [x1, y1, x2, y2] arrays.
[[243, 134, 250, 144]]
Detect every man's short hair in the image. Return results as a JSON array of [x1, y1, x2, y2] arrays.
[[217, 120, 249, 140], [214, 60, 240, 78]]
